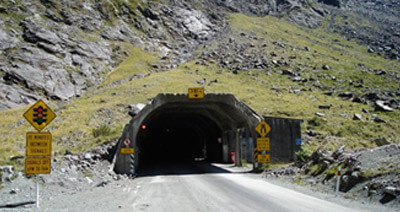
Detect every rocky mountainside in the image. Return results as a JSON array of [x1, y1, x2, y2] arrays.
[[0, 0, 399, 208], [0, 1, 399, 151], [324, 0, 400, 60], [0, 0, 224, 109], [3, 0, 396, 110]]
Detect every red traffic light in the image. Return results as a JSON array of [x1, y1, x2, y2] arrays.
[[141, 125, 147, 130]]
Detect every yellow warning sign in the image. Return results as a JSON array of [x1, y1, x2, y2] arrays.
[[255, 120, 271, 137], [23, 100, 56, 132], [257, 137, 270, 151], [26, 132, 52, 157], [188, 88, 204, 99], [25, 157, 51, 174], [120, 148, 135, 154], [258, 154, 270, 163]]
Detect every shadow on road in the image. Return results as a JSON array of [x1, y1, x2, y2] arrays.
[[137, 161, 249, 177]]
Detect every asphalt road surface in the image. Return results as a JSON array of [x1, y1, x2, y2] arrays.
[[40, 163, 374, 212]]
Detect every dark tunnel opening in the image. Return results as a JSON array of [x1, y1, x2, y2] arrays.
[[136, 111, 224, 174], [113, 94, 264, 175]]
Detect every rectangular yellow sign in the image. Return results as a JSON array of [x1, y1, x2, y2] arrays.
[[188, 88, 204, 99], [257, 137, 270, 151], [26, 132, 52, 157], [120, 148, 135, 154], [25, 157, 51, 174], [258, 154, 270, 163]]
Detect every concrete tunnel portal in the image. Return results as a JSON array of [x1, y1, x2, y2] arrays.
[[114, 94, 263, 175]]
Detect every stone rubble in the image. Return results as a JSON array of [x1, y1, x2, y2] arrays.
[[264, 143, 400, 207]]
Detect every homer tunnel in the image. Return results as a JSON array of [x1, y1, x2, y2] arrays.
[[113, 94, 263, 175]]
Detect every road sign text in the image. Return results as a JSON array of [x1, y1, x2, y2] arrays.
[[25, 158, 51, 174]]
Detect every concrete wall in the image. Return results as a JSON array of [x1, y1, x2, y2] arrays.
[[264, 117, 303, 162]]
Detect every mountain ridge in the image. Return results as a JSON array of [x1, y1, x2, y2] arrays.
[[2, 0, 398, 110]]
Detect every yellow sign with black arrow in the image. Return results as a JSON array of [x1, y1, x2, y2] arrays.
[[255, 120, 271, 137], [188, 88, 204, 99]]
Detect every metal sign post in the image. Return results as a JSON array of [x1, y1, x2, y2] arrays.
[[36, 175, 39, 208], [336, 166, 341, 195], [23, 100, 56, 209]]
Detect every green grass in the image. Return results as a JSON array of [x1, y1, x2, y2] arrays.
[[0, 12, 399, 172], [307, 163, 328, 176], [295, 146, 314, 163], [361, 164, 400, 179], [103, 47, 158, 85], [92, 124, 114, 138], [227, 13, 400, 151], [292, 175, 307, 186]]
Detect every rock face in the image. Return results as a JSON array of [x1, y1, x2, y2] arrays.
[[0, 0, 398, 110], [318, 0, 341, 7], [0, 1, 218, 110], [0, 0, 325, 110], [325, 0, 400, 60], [0, 1, 124, 109]]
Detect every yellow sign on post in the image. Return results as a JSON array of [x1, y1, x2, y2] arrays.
[[258, 154, 270, 163], [25, 157, 51, 174], [23, 100, 56, 132], [255, 120, 271, 137], [26, 132, 52, 157], [120, 148, 135, 154], [188, 88, 204, 99], [257, 137, 270, 151]]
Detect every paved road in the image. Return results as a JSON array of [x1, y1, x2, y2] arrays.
[[41, 163, 372, 212]]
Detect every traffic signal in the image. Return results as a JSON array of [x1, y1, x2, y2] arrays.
[[33, 106, 47, 125]]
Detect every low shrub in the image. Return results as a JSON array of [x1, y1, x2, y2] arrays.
[[92, 125, 113, 138]]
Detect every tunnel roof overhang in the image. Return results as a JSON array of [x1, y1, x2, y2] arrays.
[[133, 93, 263, 132]]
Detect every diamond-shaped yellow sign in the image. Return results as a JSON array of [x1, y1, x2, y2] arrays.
[[255, 120, 271, 137], [23, 100, 56, 132]]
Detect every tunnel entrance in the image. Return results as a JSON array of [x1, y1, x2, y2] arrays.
[[114, 94, 263, 175], [138, 112, 223, 166]]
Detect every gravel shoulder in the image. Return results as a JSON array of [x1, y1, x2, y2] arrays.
[[217, 164, 398, 212], [0, 156, 398, 212]]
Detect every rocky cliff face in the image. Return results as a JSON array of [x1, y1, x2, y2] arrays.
[[0, 0, 323, 110], [0, 0, 232, 110], [0, 0, 398, 110], [325, 0, 400, 59]]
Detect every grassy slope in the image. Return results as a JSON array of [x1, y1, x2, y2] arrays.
[[0, 13, 399, 170], [228, 14, 400, 148]]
